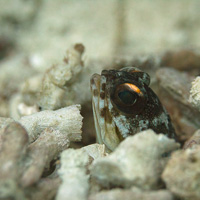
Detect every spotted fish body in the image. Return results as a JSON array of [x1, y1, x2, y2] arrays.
[[90, 67, 176, 152]]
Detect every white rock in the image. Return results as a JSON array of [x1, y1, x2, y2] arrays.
[[91, 129, 180, 190], [56, 148, 90, 200], [189, 76, 200, 111]]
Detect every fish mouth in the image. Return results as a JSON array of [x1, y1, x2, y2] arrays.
[[90, 73, 121, 152], [90, 74, 103, 145]]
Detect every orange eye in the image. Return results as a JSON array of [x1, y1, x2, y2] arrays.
[[111, 83, 146, 115], [123, 83, 142, 94], [117, 83, 141, 105]]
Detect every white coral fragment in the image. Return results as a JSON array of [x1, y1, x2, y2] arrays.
[[56, 148, 89, 200], [162, 146, 200, 200], [17, 103, 39, 117], [21, 127, 70, 187], [91, 129, 180, 190], [38, 44, 85, 110], [18, 105, 83, 142], [189, 76, 200, 111], [83, 144, 107, 160]]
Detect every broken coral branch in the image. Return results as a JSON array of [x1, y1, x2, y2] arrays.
[[38, 44, 85, 110], [21, 127, 70, 187], [18, 104, 83, 142]]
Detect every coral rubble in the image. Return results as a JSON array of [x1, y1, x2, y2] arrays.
[[0, 105, 83, 200], [91, 130, 180, 190], [0, 40, 200, 199], [89, 187, 174, 200], [189, 76, 200, 111], [162, 147, 200, 200], [56, 149, 90, 200]]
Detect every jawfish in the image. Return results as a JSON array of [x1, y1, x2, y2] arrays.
[[90, 67, 176, 152]]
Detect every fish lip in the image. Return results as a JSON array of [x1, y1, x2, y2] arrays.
[[90, 73, 103, 145]]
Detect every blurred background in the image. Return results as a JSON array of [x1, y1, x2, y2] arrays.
[[1, 0, 200, 67]]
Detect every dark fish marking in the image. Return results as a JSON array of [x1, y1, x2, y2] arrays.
[[100, 107, 106, 117], [93, 89, 98, 96], [111, 108, 119, 117], [90, 78, 95, 85], [101, 83, 106, 91], [100, 92, 105, 99]]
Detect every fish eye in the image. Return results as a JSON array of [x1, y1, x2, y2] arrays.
[[118, 90, 138, 105], [111, 83, 146, 115]]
